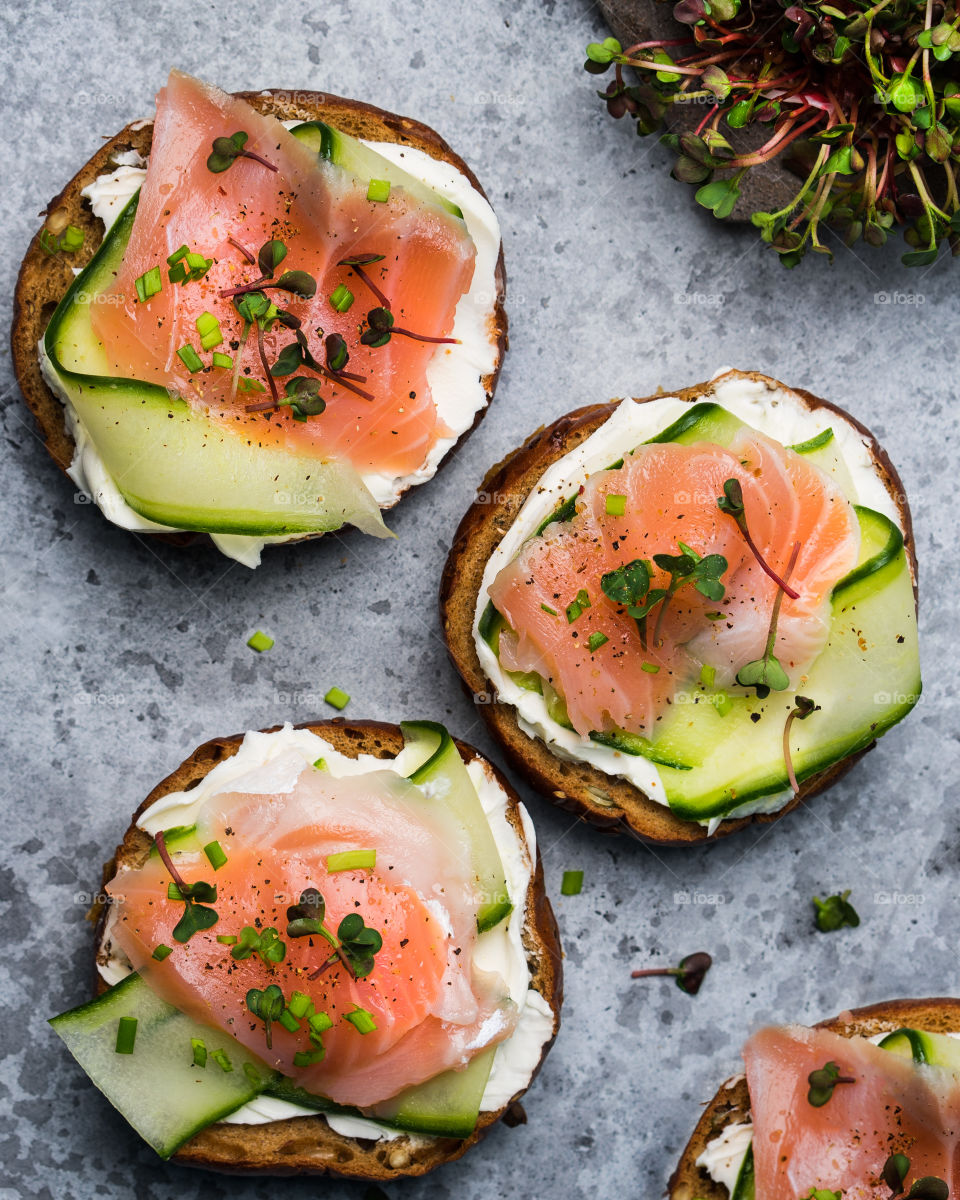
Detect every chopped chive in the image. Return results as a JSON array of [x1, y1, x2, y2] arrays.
[[344, 1006, 377, 1035], [293, 1048, 325, 1067], [167, 882, 185, 900], [326, 849, 376, 873], [330, 284, 354, 312], [211, 351, 233, 369], [587, 632, 609, 652], [191, 1038, 207, 1068], [711, 691, 733, 717], [367, 179, 391, 203], [195, 311, 218, 336], [177, 344, 204, 373], [565, 600, 583, 623], [168, 262, 187, 284], [313, 757, 327, 771], [185, 251, 208, 271], [203, 839, 228, 871], [561, 869, 584, 896], [201, 331, 222, 350], [167, 244, 190, 266], [211, 1048, 233, 1072], [540, 604, 558, 616], [59, 225, 85, 253], [135, 266, 162, 303], [324, 686, 350, 710], [247, 630, 274, 653], [115, 1017, 138, 1054], [279, 1008, 301, 1034], [705, 611, 726, 621], [237, 376, 267, 392], [152, 943, 173, 961], [39, 228, 61, 255], [605, 493, 627, 517], [288, 991, 314, 1020], [216, 934, 238, 945], [699, 664, 716, 688], [576, 589, 591, 609], [308, 1011, 334, 1035], [641, 661, 661, 674]]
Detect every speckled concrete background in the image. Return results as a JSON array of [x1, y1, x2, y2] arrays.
[[0, 0, 956, 1196]]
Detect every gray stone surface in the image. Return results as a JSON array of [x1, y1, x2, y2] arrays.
[[0, 0, 956, 1197]]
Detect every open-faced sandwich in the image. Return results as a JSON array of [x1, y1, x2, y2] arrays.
[[670, 998, 960, 1199], [51, 720, 560, 1177], [441, 368, 920, 844], [13, 70, 505, 567]]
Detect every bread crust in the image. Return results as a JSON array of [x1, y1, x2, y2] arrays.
[[11, 88, 507, 549], [90, 719, 561, 1179], [439, 368, 918, 846], [668, 996, 960, 1200]]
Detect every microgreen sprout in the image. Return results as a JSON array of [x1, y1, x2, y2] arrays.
[[882, 1155, 949, 1200], [245, 984, 285, 1049], [600, 546, 726, 647], [207, 131, 278, 175], [736, 541, 801, 697], [360, 306, 460, 348], [338, 253, 390, 307], [806, 1060, 856, 1107], [285, 888, 383, 981], [230, 925, 286, 965], [813, 889, 860, 933], [154, 830, 218, 943], [718, 480, 800, 599], [783, 695, 821, 793], [630, 951, 712, 995], [584, 3, 960, 267]]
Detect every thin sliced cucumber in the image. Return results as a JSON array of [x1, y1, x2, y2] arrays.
[[789, 427, 834, 454], [644, 401, 745, 447], [731, 1143, 755, 1200], [401, 721, 512, 932], [289, 121, 464, 218], [50, 973, 274, 1159], [43, 195, 388, 538], [589, 729, 693, 771], [832, 506, 903, 599], [879, 1027, 960, 1070], [371, 1046, 497, 1136], [265, 1046, 497, 1138]]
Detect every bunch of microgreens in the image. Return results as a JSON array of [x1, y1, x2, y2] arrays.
[[600, 541, 728, 648], [585, 0, 960, 266]]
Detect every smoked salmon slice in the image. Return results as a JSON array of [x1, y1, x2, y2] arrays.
[[90, 71, 476, 476], [488, 430, 859, 737], [105, 759, 516, 1108], [743, 1024, 960, 1198]]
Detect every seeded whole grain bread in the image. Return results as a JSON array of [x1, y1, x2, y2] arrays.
[[89, 719, 561, 1179], [11, 88, 507, 549], [668, 996, 960, 1199], [440, 368, 917, 846]]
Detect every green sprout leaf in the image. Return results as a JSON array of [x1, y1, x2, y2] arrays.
[[806, 1060, 856, 1107], [813, 889, 860, 933], [246, 984, 285, 1049]]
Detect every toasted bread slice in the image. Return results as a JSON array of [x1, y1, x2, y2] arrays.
[[88, 719, 561, 1179], [12, 90, 507, 548], [669, 996, 960, 1199], [440, 369, 916, 846]]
